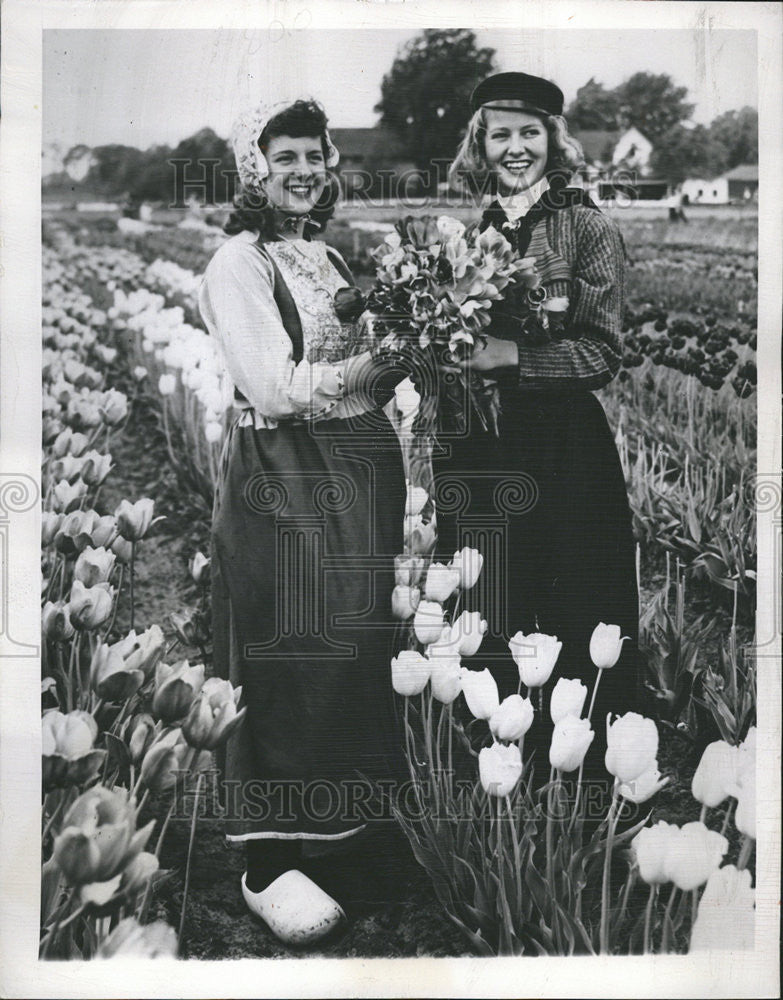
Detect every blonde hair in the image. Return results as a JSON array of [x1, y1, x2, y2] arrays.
[[448, 106, 585, 195]]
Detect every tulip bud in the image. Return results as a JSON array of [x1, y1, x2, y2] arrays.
[[169, 608, 210, 647], [74, 546, 116, 588], [152, 659, 205, 722], [42, 511, 63, 547], [406, 516, 436, 555], [52, 785, 153, 886], [68, 580, 115, 630], [663, 821, 728, 891], [451, 611, 488, 657], [632, 821, 677, 885], [115, 497, 155, 541], [549, 715, 595, 772], [139, 726, 194, 792], [52, 454, 86, 484], [405, 484, 429, 517], [116, 624, 166, 679], [394, 554, 425, 588], [111, 535, 134, 565], [52, 478, 87, 513], [391, 585, 420, 620], [100, 388, 129, 425], [182, 677, 246, 750], [120, 852, 159, 895], [448, 547, 484, 590], [550, 677, 588, 725], [91, 643, 145, 701], [691, 740, 739, 808], [733, 765, 756, 839], [189, 551, 210, 585], [605, 712, 659, 784], [42, 600, 75, 643], [133, 366, 148, 383], [690, 865, 755, 952], [51, 427, 74, 458], [508, 631, 562, 688], [489, 694, 534, 742], [423, 563, 461, 603], [158, 374, 177, 396], [478, 742, 523, 797], [67, 432, 90, 457], [204, 422, 223, 444], [428, 655, 462, 704], [91, 515, 118, 548], [127, 713, 158, 764], [54, 509, 97, 556], [97, 917, 178, 958], [391, 650, 431, 697], [413, 600, 445, 646], [42, 709, 105, 790], [460, 667, 499, 720], [616, 761, 669, 803], [589, 622, 629, 670], [80, 450, 114, 486]]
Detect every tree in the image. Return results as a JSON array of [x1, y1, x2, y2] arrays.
[[375, 29, 497, 176], [708, 107, 758, 171], [615, 72, 694, 145], [566, 78, 622, 131], [649, 123, 723, 185]]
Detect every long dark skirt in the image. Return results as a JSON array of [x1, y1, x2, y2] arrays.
[[433, 385, 641, 806], [210, 407, 408, 841]]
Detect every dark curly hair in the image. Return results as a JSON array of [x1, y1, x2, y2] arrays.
[[224, 99, 339, 238]]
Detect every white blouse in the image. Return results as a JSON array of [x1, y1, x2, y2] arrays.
[[198, 231, 375, 429]]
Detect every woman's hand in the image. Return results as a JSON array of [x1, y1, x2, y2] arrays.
[[453, 335, 519, 373]]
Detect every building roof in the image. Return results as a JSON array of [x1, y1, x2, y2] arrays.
[[573, 130, 620, 164], [722, 163, 758, 182], [328, 126, 409, 163]]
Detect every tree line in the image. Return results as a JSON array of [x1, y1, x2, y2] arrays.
[[46, 29, 757, 202]]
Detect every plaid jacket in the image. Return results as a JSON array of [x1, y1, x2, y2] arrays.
[[481, 196, 626, 390]]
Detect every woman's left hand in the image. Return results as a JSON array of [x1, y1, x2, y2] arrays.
[[453, 335, 519, 373]]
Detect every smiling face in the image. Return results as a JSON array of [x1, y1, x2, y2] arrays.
[[260, 133, 327, 216], [483, 108, 549, 195]]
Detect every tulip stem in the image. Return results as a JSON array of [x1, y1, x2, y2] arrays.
[[100, 565, 124, 642], [447, 703, 453, 798], [643, 883, 657, 954], [699, 803, 707, 824], [546, 766, 555, 892], [505, 794, 522, 917], [690, 888, 698, 932], [41, 789, 67, 845], [661, 884, 678, 952], [599, 791, 619, 954], [177, 771, 204, 952], [737, 835, 753, 871], [720, 799, 735, 837], [586, 669, 603, 725], [129, 542, 136, 632]]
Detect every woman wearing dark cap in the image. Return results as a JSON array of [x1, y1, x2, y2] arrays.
[[200, 98, 412, 944], [438, 72, 640, 784]]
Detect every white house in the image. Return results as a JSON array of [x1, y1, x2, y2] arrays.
[[575, 126, 654, 177], [680, 177, 729, 205]]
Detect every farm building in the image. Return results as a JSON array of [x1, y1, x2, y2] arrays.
[[680, 177, 729, 205], [723, 163, 758, 201], [574, 126, 654, 177]]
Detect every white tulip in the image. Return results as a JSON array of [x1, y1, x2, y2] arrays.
[[451, 611, 487, 657], [589, 622, 629, 670], [423, 563, 461, 603], [478, 742, 522, 797], [549, 716, 594, 773], [489, 694, 534, 742], [460, 667, 499, 720], [448, 547, 483, 590], [508, 631, 562, 688], [549, 677, 588, 724], [390, 650, 430, 698], [413, 601, 445, 645]]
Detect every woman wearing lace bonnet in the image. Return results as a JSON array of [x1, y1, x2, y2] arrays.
[[199, 97, 411, 946]]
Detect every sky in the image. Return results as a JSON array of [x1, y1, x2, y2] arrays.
[[42, 28, 757, 153]]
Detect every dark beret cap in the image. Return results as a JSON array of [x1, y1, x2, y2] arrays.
[[471, 72, 564, 117]]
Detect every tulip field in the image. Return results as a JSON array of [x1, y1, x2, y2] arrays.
[[40, 204, 757, 958]]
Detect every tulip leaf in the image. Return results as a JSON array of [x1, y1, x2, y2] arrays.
[[103, 731, 131, 772]]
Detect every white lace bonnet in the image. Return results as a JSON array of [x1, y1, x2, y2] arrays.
[[231, 98, 340, 196]]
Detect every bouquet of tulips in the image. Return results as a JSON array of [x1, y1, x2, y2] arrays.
[[365, 215, 532, 436], [387, 496, 756, 956]]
